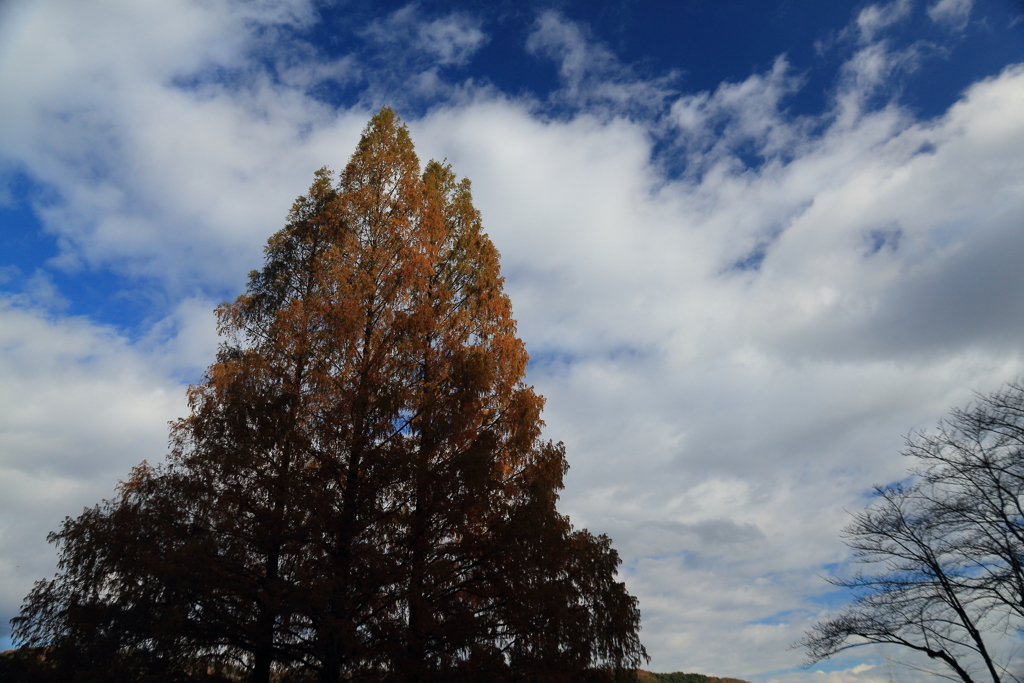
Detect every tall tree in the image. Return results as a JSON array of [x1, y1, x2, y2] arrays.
[[13, 108, 647, 683]]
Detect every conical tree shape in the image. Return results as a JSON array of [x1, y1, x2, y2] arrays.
[[13, 108, 647, 683]]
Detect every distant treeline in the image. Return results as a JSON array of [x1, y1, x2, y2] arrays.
[[2, 654, 753, 683], [637, 672, 750, 683], [1, 652, 747, 683]]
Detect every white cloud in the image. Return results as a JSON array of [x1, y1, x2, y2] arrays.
[[136, 295, 221, 381], [363, 4, 487, 67], [17, 270, 68, 311], [831, 40, 924, 125], [0, 301, 185, 638], [413, 53, 1024, 677], [927, 0, 973, 30], [0, 0, 376, 291], [2, 0, 1024, 679], [525, 11, 675, 114], [670, 55, 808, 169], [855, 0, 913, 43], [765, 661, 889, 683], [416, 14, 487, 66]]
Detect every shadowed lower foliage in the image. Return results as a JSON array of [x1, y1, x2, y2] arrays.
[[9, 109, 647, 683]]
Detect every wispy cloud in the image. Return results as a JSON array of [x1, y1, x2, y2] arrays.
[[363, 4, 487, 67], [525, 11, 677, 116], [669, 55, 808, 172], [928, 0, 974, 30], [357, 3, 489, 104], [855, 0, 913, 43]]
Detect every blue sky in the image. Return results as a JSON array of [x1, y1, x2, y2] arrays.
[[2, 0, 1024, 680]]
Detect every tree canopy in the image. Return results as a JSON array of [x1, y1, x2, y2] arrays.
[[12, 108, 647, 683]]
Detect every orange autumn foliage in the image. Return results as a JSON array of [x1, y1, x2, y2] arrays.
[[13, 109, 647, 683]]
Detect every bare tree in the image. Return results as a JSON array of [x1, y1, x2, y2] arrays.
[[800, 381, 1024, 683]]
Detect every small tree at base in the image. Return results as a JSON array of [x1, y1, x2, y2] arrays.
[[13, 108, 647, 683]]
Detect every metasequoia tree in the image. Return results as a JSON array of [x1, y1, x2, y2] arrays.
[[800, 380, 1024, 683], [13, 109, 646, 683]]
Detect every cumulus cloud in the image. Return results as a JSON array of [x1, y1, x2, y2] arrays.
[[2, 0, 1023, 679], [0, 301, 185, 642], [413, 28, 1024, 677], [0, 0, 375, 291]]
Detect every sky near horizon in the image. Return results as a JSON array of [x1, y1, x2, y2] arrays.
[[2, 0, 1024, 680]]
